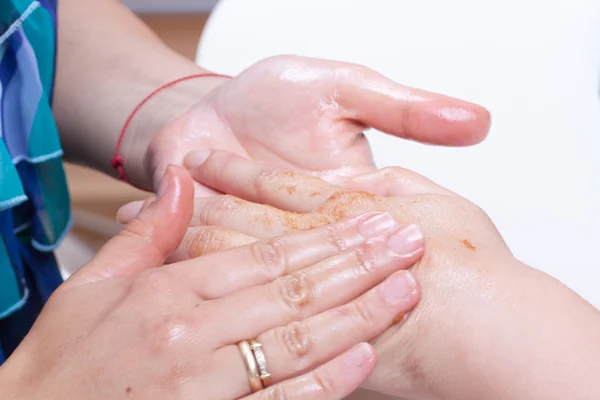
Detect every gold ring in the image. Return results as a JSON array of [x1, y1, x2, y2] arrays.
[[250, 340, 271, 388], [238, 340, 264, 392]]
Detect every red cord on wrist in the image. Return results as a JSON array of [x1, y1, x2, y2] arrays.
[[112, 73, 232, 185]]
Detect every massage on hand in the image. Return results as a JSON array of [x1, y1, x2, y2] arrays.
[[1, 1, 599, 399]]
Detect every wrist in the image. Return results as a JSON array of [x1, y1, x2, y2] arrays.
[[453, 260, 600, 400], [118, 74, 230, 191]]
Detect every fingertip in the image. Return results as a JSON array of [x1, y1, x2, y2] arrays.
[[349, 342, 376, 368], [146, 165, 195, 230], [116, 201, 144, 224], [342, 342, 377, 385], [459, 101, 492, 145], [381, 270, 421, 308], [478, 106, 492, 142], [184, 150, 212, 171], [427, 98, 491, 146]]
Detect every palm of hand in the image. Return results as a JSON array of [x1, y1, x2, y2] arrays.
[[147, 55, 490, 194]]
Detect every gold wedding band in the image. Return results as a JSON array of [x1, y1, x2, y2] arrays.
[[238, 340, 264, 392], [238, 340, 272, 392]]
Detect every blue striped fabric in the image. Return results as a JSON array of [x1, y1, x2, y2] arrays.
[[0, 0, 70, 363]]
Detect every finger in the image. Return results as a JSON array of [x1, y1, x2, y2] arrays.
[[116, 197, 154, 225], [66, 166, 194, 287], [255, 270, 419, 381], [240, 343, 376, 400], [192, 180, 221, 197], [336, 66, 491, 146], [189, 194, 326, 238], [167, 226, 257, 262], [217, 270, 419, 395], [186, 150, 337, 213], [168, 211, 398, 298], [202, 222, 423, 346], [344, 166, 453, 197]]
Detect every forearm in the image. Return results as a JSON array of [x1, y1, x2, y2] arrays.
[[53, 0, 225, 189], [463, 263, 600, 400]]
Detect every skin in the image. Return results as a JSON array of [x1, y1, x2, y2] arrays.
[[0, 167, 426, 400], [54, 0, 491, 193], [13, 0, 493, 397], [124, 151, 600, 400]]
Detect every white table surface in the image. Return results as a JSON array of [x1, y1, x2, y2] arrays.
[[196, 2, 600, 398]]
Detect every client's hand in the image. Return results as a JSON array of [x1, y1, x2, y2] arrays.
[[134, 55, 490, 193], [0, 167, 425, 400], [129, 152, 600, 400]]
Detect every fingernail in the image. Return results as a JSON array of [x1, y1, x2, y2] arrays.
[[387, 224, 423, 255], [344, 343, 373, 369], [184, 150, 211, 170], [116, 201, 143, 224], [381, 271, 418, 305], [359, 212, 398, 238], [156, 166, 173, 199]]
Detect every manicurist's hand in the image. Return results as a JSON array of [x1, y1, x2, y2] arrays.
[[0, 166, 425, 400]]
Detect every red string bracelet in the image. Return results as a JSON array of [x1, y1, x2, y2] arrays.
[[111, 73, 232, 185]]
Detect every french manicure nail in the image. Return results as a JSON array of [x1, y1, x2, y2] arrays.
[[344, 342, 373, 369], [387, 224, 423, 255], [184, 150, 211, 170], [381, 271, 418, 305], [359, 212, 398, 238]]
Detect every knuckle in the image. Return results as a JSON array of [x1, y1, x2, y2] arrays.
[[400, 100, 416, 137], [256, 55, 292, 71], [130, 275, 199, 358], [351, 247, 377, 276], [408, 193, 488, 233], [144, 313, 197, 357], [197, 195, 240, 226], [380, 166, 439, 193], [380, 166, 409, 181], [311, 368, 339, 397], [322, 224, 348, 252], [322, 191, 379, 223], [278, 321, 312, 362], [346, 299, 375, 325], [277, 272, 314, 316], [250, 239, 289, 278], [334, 63, 371, 81]]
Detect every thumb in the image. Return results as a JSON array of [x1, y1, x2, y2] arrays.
[[66, 165, 194, 287], [337, 70, 491, 146]]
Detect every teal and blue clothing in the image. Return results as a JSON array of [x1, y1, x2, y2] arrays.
[[0, 0, 70, 363]]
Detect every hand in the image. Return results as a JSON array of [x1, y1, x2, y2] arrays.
[[128, 152, 600, 400], [0, 166, 427, 400], [137, 55, 490, 194]]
